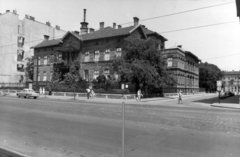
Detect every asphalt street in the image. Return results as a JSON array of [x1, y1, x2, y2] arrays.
[[0, 95, 240, 157]]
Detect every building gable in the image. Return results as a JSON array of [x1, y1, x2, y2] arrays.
[[61, 32, 81, 50], [129, 25, 147, 39]]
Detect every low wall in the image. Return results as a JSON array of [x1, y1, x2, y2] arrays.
[[51, 92, 136, 99]]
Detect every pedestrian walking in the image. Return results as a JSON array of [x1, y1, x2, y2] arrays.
[[91, 89, 95, 99], [136, 89, 142, 101], [39, 87, 42, 95], [178, 90, 183, 104], [86, 87, 90, 99]]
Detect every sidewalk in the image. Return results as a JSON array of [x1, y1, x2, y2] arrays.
[[6, 92, 232, 108], [37, 93, 213, 106], [211, 103, 240, 109]]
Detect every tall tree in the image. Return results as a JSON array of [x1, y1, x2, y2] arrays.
[[199, 62, 223, 92], [25, 56, 34, 81], [112, 36, 175, 93]]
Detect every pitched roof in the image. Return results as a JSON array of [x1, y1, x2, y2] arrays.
[[142, 27, 167, 41], [33, 39, 62, 48], [80, 26, 136, 40], [79, 25, 167, 41], [34, 25, 167, 48]]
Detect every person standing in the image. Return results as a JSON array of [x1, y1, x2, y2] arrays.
[[86, 87, 90, 99], [136, 89, 142, 101], [178, 90, 183, 104]]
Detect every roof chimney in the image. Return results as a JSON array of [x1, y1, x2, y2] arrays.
[[133, 17, 139, 26], [29, 16, 35, 21], [80, 9, 89, 35], [44, 35, 49, 41], [89, 28, 95, 33], [177, 45, 182, 48], [113, 23, 116, 29], [46, 21, 51, 26], [25, 14, 30, 19], [74, 31, 79, 35], [55, 25, 60, 30], [118, 25, 122, 29], [13, 10, 17, 15], [100, 22, 104, 29]]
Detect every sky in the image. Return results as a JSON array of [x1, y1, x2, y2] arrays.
[[0, 0, 240, 71]]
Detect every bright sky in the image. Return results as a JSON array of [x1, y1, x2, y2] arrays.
[[1, 0, 239, 71]]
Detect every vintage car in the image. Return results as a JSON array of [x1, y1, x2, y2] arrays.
[[16, 88, 39, 99]]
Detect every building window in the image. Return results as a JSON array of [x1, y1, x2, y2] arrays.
[[49, 71, 53, 81], [104, 69, 110, 78], [43, 56, 48, 65], [38, 56, 41, 65], [94, 50, 100, 62], [84, 52, 89, 62], [114, 73, 119, 80], [38, 72, 40, 81], [105, 49, 110, 60], [17, 64, 24, 72], [18, 36, 25, 48], [93, 70, 99, 79], [84, 70, 89, 81], [116, 48, 122, 57], [17, 49, 24, 61], [167, 58, 173, 67], [58, 53, 62, 61], [43, 71, 47, 81]]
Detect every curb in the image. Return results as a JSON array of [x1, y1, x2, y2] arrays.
[[211, 104, 240, 109], [0, 146, 30, 157]]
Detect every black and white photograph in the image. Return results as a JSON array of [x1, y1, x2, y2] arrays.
[[0, 0, 240, 156]]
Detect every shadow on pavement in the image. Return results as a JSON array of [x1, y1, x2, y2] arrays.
[[193, 95, 240, 104]]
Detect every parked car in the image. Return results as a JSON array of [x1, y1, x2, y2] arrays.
[[219, 91, 226, 98], [16, 88, 39, 99], [225, 91, 235, 97]]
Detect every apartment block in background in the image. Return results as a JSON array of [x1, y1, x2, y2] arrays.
[[0, 10, 66, 83]]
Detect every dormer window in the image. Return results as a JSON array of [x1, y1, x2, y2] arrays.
[[104, 49, 110, 61]]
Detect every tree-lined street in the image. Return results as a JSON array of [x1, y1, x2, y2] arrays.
[[0, 95, 240, 157]]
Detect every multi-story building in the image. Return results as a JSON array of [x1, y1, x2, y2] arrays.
[[222, 70, 240, 94], [33, 9, 200, 94], [33, 9, 167, 89], [0, 10, 66, 83], [161, 46, 200, 94]]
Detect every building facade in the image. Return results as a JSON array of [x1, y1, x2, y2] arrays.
[[222, 71, 240, 94], [33, 9, 167, 89], [33, 9, 200, 93], [161, 46, 200, 94], [0, 10, 66, 83]]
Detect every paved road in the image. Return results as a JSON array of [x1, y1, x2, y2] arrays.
[[0, 95, 240, 157]]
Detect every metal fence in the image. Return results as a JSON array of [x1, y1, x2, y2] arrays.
[[0, 82, 26, 88]]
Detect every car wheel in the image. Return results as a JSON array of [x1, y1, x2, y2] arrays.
[[24, 96, 26, 98], [34, 97, 37, 99]]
